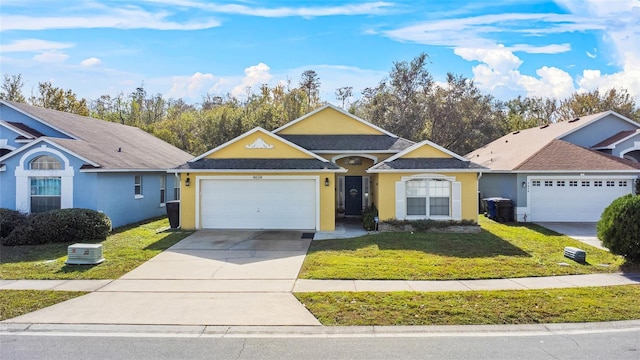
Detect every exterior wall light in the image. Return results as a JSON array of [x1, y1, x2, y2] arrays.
[[521, 181, 527, 188], [185, 177, 191, 187], [325, 177, 330, 186]]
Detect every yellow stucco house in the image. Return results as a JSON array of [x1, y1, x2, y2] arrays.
[[172, 105, 484, 231]]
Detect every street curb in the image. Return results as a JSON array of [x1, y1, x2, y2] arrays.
[[3, 320, 640, 338]]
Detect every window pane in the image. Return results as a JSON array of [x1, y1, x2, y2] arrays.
[[30, 155, 62, 170], [407, 197, 426, 215], [30, 177, 61, 213], [430, 197, 450, 216], [135, 175, 142, 195], [406, 180, 427, 196]]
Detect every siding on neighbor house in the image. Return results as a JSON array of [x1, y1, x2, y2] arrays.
[[561, 114, 639, 148]]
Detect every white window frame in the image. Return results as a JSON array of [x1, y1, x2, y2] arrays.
[[135, 175, 144, 199], [174, 176, 181, 201], [395, 174, 461, 221], [14, 146, 74, 213], [160, 175, 166, 206]]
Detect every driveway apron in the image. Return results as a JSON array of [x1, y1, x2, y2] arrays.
[[5, 230, 321, 326]]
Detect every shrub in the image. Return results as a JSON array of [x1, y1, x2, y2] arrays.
[[597, 194, 640, 263], [362, 204, 378, 231], [382, 219, 478, 231], [0, 209, 28, 239], [2, 208, 112, 246]]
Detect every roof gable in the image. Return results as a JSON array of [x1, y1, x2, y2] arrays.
[[465, 111, 640, 170], [368, 139, 481, 172], [592, 130, 640, 149], [515, 139, 640, 171], [191, 128, 328, 162], [274, 104, 395, 136], [0, 100, 193, 170], [0, 137, 99, 167]]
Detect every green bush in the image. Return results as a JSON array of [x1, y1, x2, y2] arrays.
[[0, 208, 28, 239], [362, 204, 379, 231], [597, 194, 640, 263], [382, 219, 478, 231], [2, 208, 112, 246]]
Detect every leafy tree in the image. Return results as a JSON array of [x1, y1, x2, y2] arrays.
[[0, 73, 26, 103], [299, 70, 321, 110], [557, 88, 639, 122], [597, 194, 640, 263], [28, 81, 89, 116], [335, 86, 353, 109], [354, 53, 433, 140], [504, 96, 558, 131]]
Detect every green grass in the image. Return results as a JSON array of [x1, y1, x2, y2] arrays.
[[295, 285, 640, 326], [0, 218, 192, 280], [0, 290, 86, 321], [300, 217, 630, 280]]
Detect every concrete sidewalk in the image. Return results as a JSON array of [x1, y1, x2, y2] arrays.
[[3, 273, 640, 294]]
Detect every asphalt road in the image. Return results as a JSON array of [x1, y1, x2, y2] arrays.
[[3, 328, 639, 360]]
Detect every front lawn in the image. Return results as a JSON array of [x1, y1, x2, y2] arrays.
[[295, 285, 640, 326], [0, 218, 192, 280], [0, 290, 86, 321], [299, 217, 627, 280]]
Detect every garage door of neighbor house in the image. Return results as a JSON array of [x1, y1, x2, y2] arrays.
[[200, 178, 317, 230], [529, 178, 632, 222]]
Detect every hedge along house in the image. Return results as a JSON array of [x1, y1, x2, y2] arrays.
[[0, 100, 193, 228], [173, 105, 485, 231]]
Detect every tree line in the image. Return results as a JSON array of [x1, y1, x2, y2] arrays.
[[2, 53, 639, 156]]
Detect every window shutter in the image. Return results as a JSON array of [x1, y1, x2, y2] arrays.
[[395, 181, 405, 220], [452, 181, 462, 220]]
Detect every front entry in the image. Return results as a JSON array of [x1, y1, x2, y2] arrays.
[[345, 176, 363, 216]]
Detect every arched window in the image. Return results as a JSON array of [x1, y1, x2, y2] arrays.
[[28, 155, 62, 212], [29, 155, 62, 170]]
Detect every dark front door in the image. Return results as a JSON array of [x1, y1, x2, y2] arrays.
[[345, 176, 362, 216]]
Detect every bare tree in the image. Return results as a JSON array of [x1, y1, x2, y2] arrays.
[[0, 73, 26, 103], [335, 86, 353, 109]]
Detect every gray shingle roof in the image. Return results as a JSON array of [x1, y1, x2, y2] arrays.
[[177, 158, 341, 170], [2, 100, 193, 169], [279, 135, 414, 152], [372, 158, 486, 171]]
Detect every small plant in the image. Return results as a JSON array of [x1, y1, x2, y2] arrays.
[[597, 194, 640, 263], [2, 208, 112, 246], [362, 203, 378, 231], [0, 209, 28, 239]]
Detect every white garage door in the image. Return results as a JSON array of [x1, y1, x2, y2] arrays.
[[529, 178, 632, 222], [200, 178, 317, 230]]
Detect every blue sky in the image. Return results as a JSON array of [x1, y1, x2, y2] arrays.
[[1, 0, 639, 105]]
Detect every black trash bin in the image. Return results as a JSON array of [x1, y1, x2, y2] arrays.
[[166, 200, 180, 228], [482, 197, 513, 222]]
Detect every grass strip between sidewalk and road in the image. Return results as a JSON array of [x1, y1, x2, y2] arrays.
[[295, 285, 640, 326], [0, 290, 86, 321], [300, 217, 629, 280], [0, 218, 192, 280]]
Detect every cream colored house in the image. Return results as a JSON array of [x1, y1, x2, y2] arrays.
[[173, 105, 484, 231]]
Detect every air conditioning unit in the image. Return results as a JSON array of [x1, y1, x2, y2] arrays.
[[564, 246, 586, 263], [66, 243, 105, 265]]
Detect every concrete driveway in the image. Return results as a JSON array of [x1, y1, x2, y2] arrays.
[[5, 230, 321, 326], [535, 222, 606, 250]]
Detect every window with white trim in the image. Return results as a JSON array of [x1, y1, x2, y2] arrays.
[[160, 176, 166, 204], [557, 181, 565, 187], [29, 156, 63, 213], [582, 181, 590, 187], [532, 180, 540, 187], [135, 175, 143, 198], [405, 179, 451, 218], [619, 180, 628, 187], [569, 181, 577, 187], [594, 181, 603, 187], [606, 181, 615, 187], [174, 178, 180, 201]]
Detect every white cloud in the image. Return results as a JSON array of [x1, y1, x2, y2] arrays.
[[455, 46, 522, 74], [230, 63, 273, 98], [33, 50, 69, 63], [166, 72, 216, 100], [0, 38, 74, 52], [0, 6, 220, 31], [143, 0, 395, 18], [80, 57, 102, 67], [586, 50, 597, 59]]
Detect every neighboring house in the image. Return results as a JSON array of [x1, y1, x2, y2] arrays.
[[466, 111, 640, 222], [172, 105, 484, 231], [0, 100, 193, 228]]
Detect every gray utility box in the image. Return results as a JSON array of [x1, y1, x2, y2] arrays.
[[66, 243, 105, 265], [564, 246, 586, 263]]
